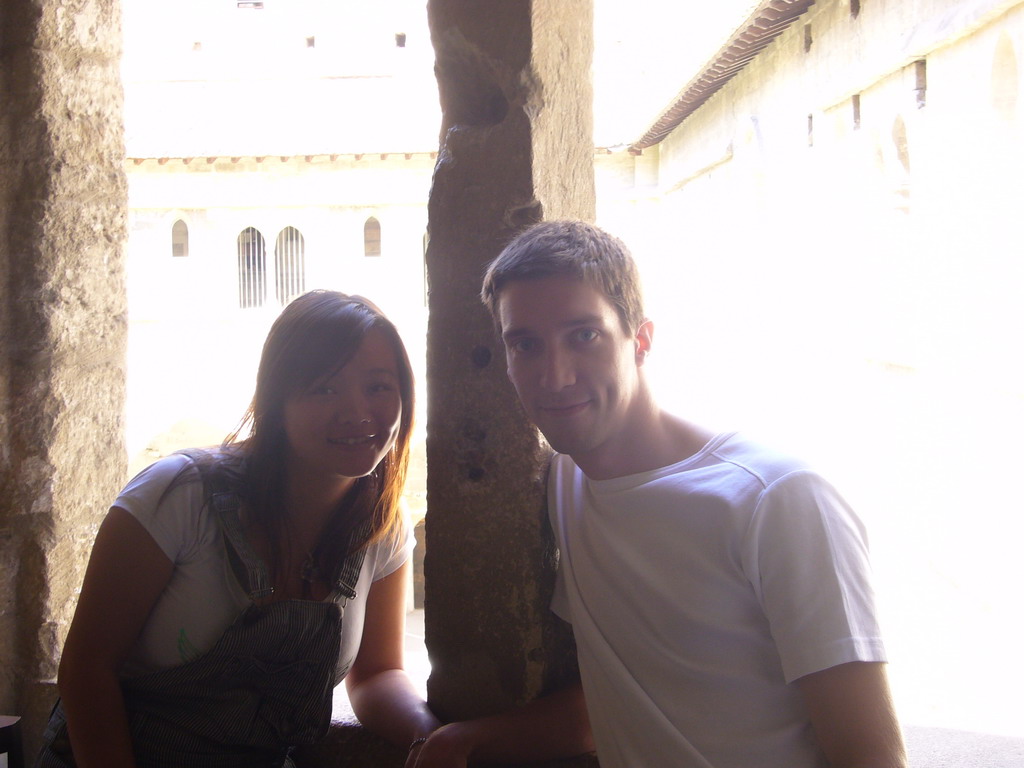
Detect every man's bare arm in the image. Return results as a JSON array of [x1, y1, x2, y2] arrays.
[[797, 661, 906, 768], [407, 679, 593, 768]]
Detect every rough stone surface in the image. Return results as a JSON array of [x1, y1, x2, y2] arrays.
[[416, 1, 597, 766], [0, 0, 128, 757]]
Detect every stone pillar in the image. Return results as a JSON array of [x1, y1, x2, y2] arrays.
[[424, 0, 597, 762], [0, 0, 128, 756]]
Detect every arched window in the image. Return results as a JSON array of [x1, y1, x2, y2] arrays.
[[364, 216, 381, 257], [237, 227, 267, 308], [275, 226, 306, 305], [171, 219, 189, 257]]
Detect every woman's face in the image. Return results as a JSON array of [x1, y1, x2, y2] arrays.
[[283, 327, 403, 489]]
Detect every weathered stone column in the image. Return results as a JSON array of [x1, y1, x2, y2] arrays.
[[424, 0, 597, 762], [0, 0, 128, 756]]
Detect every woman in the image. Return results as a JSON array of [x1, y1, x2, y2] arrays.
[[37, 290, 440, 767]]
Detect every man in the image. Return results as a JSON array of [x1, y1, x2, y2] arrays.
[[473, 220, 906, 768]]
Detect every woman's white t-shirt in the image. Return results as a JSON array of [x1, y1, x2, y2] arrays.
[[115, 453, 412, 683]]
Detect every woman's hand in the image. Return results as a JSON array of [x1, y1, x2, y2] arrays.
[[349, 563, 593, 766], [404, 724, 472, 768], [403, 681, 593, 767], [346, 563, 441, 747]]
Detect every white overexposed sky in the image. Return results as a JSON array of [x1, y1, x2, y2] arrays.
[[593, 0, 760, 146], [120, 0, 761, 153]]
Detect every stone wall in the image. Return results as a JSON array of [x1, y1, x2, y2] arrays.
[[651, 0, 1024, 380], [0, 0, 128, 755]]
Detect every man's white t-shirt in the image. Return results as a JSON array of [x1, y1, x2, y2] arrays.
[[548, 432, 886, 768], [115, 453, 412, 683]]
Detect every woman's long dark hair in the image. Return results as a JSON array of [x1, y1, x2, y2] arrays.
[[220, 290, 415, 587]]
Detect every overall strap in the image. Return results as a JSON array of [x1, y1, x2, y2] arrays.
[[327, 518, 373, 606], [212, 491, 275, 600], [177, 449, 275, 602]]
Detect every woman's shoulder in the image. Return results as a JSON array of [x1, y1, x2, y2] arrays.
[[122, 452, 201, 497], [118, 446, 250, 522], [116, 448, 238, 562], [128, 446, 245, 490]]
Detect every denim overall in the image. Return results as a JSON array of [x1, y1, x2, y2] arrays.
[[36, 485, 369, 768]]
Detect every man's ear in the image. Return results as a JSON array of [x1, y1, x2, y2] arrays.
[[635, 320, 654, 365]]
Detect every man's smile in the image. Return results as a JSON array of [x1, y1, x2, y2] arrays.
[[539, 400, 591, 416]]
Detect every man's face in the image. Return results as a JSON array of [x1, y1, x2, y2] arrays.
[[497, 275, 649, 466]]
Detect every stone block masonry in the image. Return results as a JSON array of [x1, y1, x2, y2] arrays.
[[0, 0, 128, 757]]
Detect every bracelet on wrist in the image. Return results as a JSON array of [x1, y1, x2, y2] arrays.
[[409, 736, 428, 752]]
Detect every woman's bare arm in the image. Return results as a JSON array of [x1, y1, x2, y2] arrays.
[[345, 561, 441, 746], [58, 507, 175, 768]]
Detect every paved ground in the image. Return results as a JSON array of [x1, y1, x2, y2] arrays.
[[903, 725, 1024, 767]]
